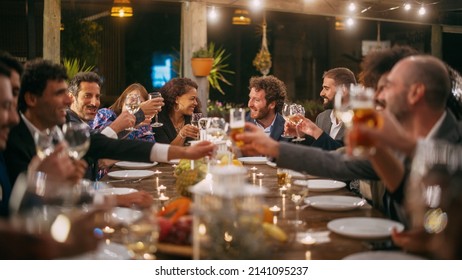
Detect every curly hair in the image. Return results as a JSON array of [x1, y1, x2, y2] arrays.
[[109, 83, 149, 115], [19, 59, 68, 112], [158, 77, 199, 114], [248, 75, 287, 113], [358, 45, 419, 89], [68, 72, 102, 97]]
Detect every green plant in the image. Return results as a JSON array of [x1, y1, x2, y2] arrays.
[[63, 58, 95, 80], [295, 99, 324, 121], [192, 42, 234, 95]]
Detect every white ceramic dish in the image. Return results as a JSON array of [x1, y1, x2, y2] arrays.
[[65, 242, 130, 260], [266, 161, 277, 168], [107, 170, 155, 180], [237, 156, 268, 164], [109, 207, 143, 225], [97, 187, 138, 195], [294, 179, 346, 192], [327, 217, 404, 239], [305, 195, 365, 211], [115, 161, 158, 169], [343, 250, 425, 260], [168, 159, 181, 164], [287, 169, 306, 179]]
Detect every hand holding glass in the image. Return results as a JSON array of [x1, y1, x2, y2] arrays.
[[125, 93, 141, 131], [148, 92, 163, 128], [229, 108, 245, 147]]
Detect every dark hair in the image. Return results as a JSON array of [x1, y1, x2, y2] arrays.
[[0, 50, 23, 76], [248, 75, 287, 113], [19, 59, 68, 112], [158, 77, 199, 114], [359, 45, 419, 89], [322, 67, 356, 87], [68, 72, 102, 97], [109, 83, 149, 115], [0, 62, 11, 78]]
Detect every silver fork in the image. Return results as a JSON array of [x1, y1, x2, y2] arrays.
[[105, 178, 144, 184]]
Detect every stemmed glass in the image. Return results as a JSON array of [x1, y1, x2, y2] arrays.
[[281, 102, 293, 139], [191, 113, 203, 140], [62, 122, 90, 160], [34, 126, 64, 159], [289, 104, 305, 142], [148, 92, 163, 128], [287, 183, 309, 227], [125, 93, 141, 131], [334, 83, 354, 128]]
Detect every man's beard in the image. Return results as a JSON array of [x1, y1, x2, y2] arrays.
[[323, 99, 334, 110]]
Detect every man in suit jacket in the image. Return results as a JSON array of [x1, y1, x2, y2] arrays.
[[4, 59, 214, 185], [285, 67, 356, 150], [237, 55, 461, 225], [245, 75, 287, 141]]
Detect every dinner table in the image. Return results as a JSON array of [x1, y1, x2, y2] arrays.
[[99, 158, 402, 260]]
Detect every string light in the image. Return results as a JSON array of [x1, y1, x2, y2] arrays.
[[348, 2, 357, 12], [418, 5, 426, 15], [208, 6, 218, 22], [404, 3, 412, 11]]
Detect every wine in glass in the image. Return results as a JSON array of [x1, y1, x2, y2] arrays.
[[125, 93, 141, 131], [148, 92, 163, 128], [289, 104, 305, 142], [281, 102, 293, 139], [62, 122, 90, 160], [34, 126, 64, 159]]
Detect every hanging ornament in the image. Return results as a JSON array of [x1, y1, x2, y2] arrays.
[[253, 13, 271, 76]]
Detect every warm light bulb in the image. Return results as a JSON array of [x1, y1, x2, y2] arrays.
[[404, 3, 411, 11], [118, 9, 124, 17], [348, 2, 356, 12], [251, 0, 262, 10], [418, 6, 426, 15], [208, 6, 218, 21], [346, 17, 355, 27]]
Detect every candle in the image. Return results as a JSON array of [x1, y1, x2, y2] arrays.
[[159, 193, 169, 201], [156, 176, 159, 188], [250, 166, 258, 172], [256, 172, 264, 178], [279, 186, 288, 197], [269, 205, 281, 212]]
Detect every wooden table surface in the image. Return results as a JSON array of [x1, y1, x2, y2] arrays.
[[100, 161, 390, 260]]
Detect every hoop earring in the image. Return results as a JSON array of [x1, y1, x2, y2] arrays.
[[174, 104, 180, 112]]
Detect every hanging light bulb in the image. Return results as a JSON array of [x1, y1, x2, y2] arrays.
[[404, 3, 412, 11], [251, 0, 262, 10], [418, 5, 426, 16], [346, 17, 355, 27], [348, 2, 357, 12], [208, 6, 218, 22], [110, 0, 133, 17]]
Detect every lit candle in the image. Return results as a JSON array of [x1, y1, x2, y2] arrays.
[[156, 176, 159, 188], [157, 184, 166, 194], [250, 166, 258, 172], [256, 172, 264, 178], [153, 170, 162, 175], [269, 205, 281, 213], [258, 178, 263, 188], [279, 186, 288, 197], [159, 193, 169, 201]]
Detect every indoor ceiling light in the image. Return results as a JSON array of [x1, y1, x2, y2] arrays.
[[232, 9, 251, 25], [111, 0, 133, 17]]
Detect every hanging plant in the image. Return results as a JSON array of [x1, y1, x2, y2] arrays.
[[253, 18, 272, 76]]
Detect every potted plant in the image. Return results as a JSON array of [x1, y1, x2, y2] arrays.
[[191, 45, 214, 77], [191, 42, 234, 95]]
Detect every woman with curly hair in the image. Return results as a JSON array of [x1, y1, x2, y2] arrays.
[[153, 78, 201, 146]]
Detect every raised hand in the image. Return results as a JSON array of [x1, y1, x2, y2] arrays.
[[110, 110, 136, 133]]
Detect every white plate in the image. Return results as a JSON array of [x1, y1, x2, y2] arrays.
[[115, 161, 158, 169], [327, 217, 404, 239], [110, 207, 143, 225], [266, 161, 277, 168], [97, 187, 138, 195], [343, 250, 425, 260], [294, 179, 346, 192], [107, 170, 155, 180], [287, 169, 306, 179], [305, 195, 365, 211], [237, 156, 268, 164], [168, 159, 180, 164], [65, 242, 130, 260]]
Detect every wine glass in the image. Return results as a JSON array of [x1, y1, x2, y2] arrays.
[[191, 113, 203, 140], [289, 104, 305, 142], [62, 122, 90, 160], [281, 102, 293, 139], [33, 126, 64, 159], [148, 92, 163, 128], [334, 83, 355, 128], [125, 93, 141, 131], [287, 183, 309, 227], [122, 206, 159, 260]]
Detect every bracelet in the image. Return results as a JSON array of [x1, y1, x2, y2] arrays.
[[179, 131, 186, 139]]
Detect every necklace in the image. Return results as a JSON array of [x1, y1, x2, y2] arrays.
[[173, 119, 185, 133]]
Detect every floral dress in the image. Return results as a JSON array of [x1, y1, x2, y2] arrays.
[[90, 108, 155, 179]]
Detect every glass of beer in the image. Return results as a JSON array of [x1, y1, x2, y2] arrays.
[[349, 86, 379, 157], [229, 108, 245, 147], [277, 168, 289, 187]]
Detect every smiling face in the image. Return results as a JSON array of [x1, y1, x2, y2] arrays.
[[176, 87, 198, 116], [70, 81, 101, 122], [248, 88, 274, 120], [320, 77, 336, 109]]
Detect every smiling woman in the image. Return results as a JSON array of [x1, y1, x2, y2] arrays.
[[152, 77, 202, 146]]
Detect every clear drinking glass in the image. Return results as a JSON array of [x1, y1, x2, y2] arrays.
[[123, 206, 159, 260], [34, 126, 64, 159], [281, 103, 293, 138], [62, 122, 90, 160], [289, 104, 305, 142], [229, 108, 245, 147], [125, 93, 141, 131], [287, 183, 309, 227], [191, 113, 203, 140], [148, 92, 163, 128]]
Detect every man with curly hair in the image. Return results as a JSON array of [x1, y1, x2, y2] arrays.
[[246, 75, 287, 141]]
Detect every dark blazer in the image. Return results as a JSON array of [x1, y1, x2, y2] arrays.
[[245, 112, 286, 141], [301, 109, 345, 150], [152, 110, 192, 145], [0, 153, 12, 217], [5, 115, 155, 184]]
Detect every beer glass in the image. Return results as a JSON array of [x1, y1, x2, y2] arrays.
[[229, 108, 245, 147]]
